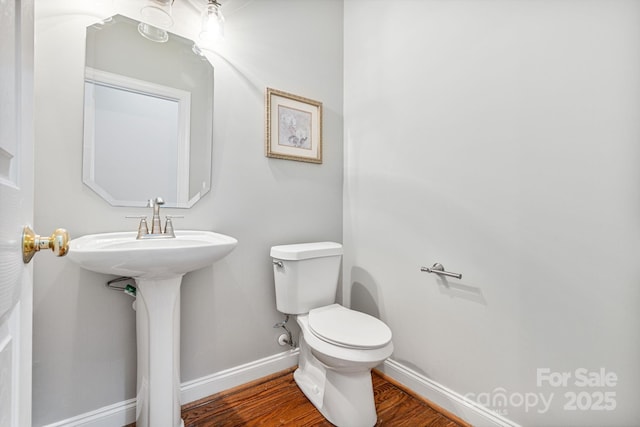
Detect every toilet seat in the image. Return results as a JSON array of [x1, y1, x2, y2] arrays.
[[308, 304, 392, 349], [297, 314, 394, 366]]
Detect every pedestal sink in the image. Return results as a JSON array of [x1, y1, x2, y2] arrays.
[[67, 230, 237, 427]]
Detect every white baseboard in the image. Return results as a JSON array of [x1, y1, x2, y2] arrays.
[[379, 358, 521, 427], [180, 348, 299, 404], [44, 352, 517, 427], [41, 399, 137, 427], [43, 349, 299, 427]]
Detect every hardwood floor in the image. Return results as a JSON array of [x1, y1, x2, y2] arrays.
[[169, 368, 471, 427]]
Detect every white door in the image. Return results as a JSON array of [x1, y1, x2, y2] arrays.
[[0, 0, 34, 426]]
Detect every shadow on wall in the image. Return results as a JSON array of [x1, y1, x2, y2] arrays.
[[349, 267, 432, 380], [351, 265, 487, 317], [349, 266, 381, 319], [433, 275, 487, 306]]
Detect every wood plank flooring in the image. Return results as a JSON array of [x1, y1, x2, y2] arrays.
[[141, 368, 471, 427]]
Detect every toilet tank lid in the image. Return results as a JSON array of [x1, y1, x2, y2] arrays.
[[270, 242, 342, 260]]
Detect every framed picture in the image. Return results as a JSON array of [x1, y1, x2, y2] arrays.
[[265, 88, 323, 164]]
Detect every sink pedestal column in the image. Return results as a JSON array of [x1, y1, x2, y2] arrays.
[[135, 276, 184, 427]]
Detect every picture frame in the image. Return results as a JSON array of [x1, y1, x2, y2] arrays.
[[265, 88, 323, 164]]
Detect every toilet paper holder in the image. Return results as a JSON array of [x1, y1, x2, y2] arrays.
[[421, 263, 462, 280]]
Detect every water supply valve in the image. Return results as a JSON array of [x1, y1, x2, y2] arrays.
[[273, 314, 296, 348]]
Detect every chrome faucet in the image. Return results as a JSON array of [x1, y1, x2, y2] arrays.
[[149, 197, 164, 234], [128, 197, 177, 239]]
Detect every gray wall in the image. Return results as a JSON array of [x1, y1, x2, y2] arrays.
[[33, 0, 343, 424], [343, 1, 640, 426], [35, 1, 640, 426]]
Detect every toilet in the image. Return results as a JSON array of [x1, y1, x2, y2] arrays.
[[271, 242, 393, 427]]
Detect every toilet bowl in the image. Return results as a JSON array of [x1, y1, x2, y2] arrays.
[[294, 305, 393, 426], [271, 242, 394, 427], [302, 304, 393, 367]]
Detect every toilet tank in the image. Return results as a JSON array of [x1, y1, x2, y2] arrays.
[[271, 242, 343, 315]]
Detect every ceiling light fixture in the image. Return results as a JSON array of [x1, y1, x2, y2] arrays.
[[137, 22, 169, 43], [199, 0, 225, 42], [137, 0, 174, 43], [140, 0, 174, 29]]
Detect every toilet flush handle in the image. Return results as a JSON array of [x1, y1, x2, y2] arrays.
[[272, 259, 284, 268]]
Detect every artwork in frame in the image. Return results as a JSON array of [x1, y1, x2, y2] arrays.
[[265, 87, 323, 164]]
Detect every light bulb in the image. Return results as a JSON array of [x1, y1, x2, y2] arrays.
[[199, 0, 225, 42]]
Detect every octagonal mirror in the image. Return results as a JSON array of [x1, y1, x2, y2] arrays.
[[83, 14, 213, 208]]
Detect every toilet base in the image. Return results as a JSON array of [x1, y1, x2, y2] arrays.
[[294, 337, 377, 427]]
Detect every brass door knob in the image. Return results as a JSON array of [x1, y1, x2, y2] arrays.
[[22, 226, 70, 264]]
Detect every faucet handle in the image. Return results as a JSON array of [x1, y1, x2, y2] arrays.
[[163, 215, 183, 237], [137, 218, 149, 238], [164, 217, 175, 237], [126, 216, 149, 239]]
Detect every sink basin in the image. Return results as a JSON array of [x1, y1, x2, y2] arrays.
[[67, 230, 237, 278]]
